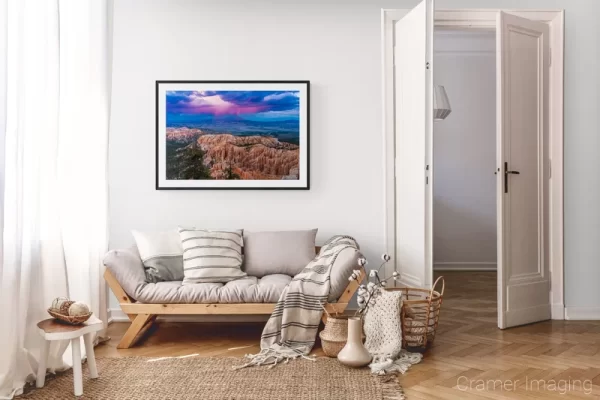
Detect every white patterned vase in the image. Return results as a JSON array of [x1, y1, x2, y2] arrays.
[[337, 316, 372, 368]]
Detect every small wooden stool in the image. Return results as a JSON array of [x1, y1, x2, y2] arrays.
[[37, 316, 104, 397]]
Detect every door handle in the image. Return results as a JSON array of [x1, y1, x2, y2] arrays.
[[504, 162, 520, 193]]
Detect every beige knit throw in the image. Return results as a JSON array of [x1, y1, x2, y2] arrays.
[[363, 287, 423, 375]]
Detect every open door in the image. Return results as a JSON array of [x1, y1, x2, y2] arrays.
[[394, 0, 434, 289], [497, 12, 551, 328]]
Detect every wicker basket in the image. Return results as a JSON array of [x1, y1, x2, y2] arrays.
[[319, 315, 348, 357], [47, 308, 92, 325], [386, 276, 445, 353]]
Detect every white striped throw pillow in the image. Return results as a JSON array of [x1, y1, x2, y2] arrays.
[[178, 227, 247, 284]]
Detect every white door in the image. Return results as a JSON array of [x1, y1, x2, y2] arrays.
[[497, 12, 551, 328], [394, 0, 434, 289]]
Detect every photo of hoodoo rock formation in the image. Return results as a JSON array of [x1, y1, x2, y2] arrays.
[[164, 90, 301, 181], [166, 128, 299, 180]]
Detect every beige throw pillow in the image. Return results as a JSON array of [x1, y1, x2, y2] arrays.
[[243, 229, 318, 277], [179, 228, 246, 284]]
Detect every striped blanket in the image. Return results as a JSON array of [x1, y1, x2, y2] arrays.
[[237, 235, 360, 369]]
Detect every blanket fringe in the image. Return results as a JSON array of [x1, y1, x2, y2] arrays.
[[369, 350, 423, 375], [233, 345, 315, 370]]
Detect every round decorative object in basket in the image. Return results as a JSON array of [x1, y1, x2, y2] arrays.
[[59, 300, 76, 315], [68, 301, 91, 316], [318, 315, 349, 357], [385, 276, 445, 353], [51, 297, 70, 311], [47, 308, 92, 325]]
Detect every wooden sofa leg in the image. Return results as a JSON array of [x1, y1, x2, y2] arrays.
[[117, 314, 156, 349]]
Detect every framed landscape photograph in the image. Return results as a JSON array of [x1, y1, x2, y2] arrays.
[[156, 80, 309, 189]]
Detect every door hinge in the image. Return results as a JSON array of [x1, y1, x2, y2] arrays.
[[426, 164, 429, 184], [426, 62, 430, 70]]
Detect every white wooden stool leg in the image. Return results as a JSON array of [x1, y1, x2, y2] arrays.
[[36, 339, 49, 388], [83, 333, 98, 378], [71, 338, 83, 396]]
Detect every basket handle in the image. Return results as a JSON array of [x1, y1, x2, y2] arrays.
[[431, 276, 445, 297]]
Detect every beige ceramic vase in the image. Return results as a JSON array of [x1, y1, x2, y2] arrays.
[[337, 316, 372, 367]]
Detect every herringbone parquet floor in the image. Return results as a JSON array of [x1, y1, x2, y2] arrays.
[[99, 271, 600, 399], [403, 272, 600, 399]]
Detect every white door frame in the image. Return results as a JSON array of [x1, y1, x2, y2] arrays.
[[382, 9, 565, 320]]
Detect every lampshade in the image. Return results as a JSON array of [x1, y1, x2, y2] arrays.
[[433, 85, 451, 121]]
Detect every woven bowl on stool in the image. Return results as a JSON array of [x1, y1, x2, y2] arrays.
[[47, 308, 92, 325]]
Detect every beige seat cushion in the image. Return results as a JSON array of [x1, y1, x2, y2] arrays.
[[133, 274, 291, 304], [103, 244, 361, 304]]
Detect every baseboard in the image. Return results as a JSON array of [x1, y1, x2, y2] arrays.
[[108, 308, 127, 323], [551, 303, 565, 320], [434, 262, 497, 271], [107, 308, 114, 324], [107, 308, 271, 323], [564, 307, 600, 320]]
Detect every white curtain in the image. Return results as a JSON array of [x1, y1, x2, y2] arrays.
[[0, 1, 112, 398]]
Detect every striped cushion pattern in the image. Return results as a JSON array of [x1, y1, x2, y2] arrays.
[[179, 228, 247, 284]]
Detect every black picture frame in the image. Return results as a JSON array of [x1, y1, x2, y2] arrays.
[[155, 80, 310, 190]]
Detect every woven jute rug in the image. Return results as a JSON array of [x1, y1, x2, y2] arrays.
[[21, 357, 405, 400]]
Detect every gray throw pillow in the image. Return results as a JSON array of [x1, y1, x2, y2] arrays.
[[131, 229, 184, 283], [243, 229, 318, 277]]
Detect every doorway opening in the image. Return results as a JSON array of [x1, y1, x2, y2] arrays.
[[383, 7, 564, 329], [432, 28, 497, 316]]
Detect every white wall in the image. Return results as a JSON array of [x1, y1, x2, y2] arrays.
[[110, 0, 600, 314], [108, 0, 400, 311], [433, 31, 497, 270]]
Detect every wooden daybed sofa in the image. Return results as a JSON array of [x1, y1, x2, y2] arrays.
[[104, 246, 364, 349]]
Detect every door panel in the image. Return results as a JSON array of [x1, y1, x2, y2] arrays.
[[497, 12, 550, 328], [394, 0, 434, 289]]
